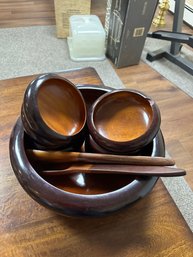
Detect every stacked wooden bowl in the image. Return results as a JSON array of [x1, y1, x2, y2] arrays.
[[9, 73, 166, 217]]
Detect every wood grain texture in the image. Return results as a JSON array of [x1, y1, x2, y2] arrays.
[[0, 181, 193, 257], [115, 63, 193, 189], [1, 67, 193, 257], [1, 1, 193, 256], [28, 150, 175, 166], [0, 0, 56, 27], [0, 0, 107, 28]]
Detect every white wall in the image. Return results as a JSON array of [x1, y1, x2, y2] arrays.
[[169, 0, 193, 27]]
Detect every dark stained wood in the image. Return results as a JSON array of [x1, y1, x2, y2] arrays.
[[115, 63, 193, 189], [1, 67, 193, 257], [1, 1, 193, 256], [87, 90, 160, 153], [21, 73, 87, 150], [0, 68, 102, 146], [39, 164, 186, 177], [28, 150, 176, 166]]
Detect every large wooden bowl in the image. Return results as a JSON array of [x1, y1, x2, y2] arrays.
[[9, 85, 165, 217]]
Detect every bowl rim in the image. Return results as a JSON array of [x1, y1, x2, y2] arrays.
[[9, 117, 164, 216], [11, 118, 157, 197], [87, 89, 161, 152]]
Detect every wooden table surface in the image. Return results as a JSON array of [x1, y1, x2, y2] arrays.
[[0, 67, 193, 257]]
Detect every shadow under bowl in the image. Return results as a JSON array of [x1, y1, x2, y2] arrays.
[[9, 85, 165, 217], [87, 89, 161, 154]]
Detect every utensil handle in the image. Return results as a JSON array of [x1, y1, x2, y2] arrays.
[[27, 150, 175, 166], [78, 152, 175, 166], [41, 164, 186, 177]]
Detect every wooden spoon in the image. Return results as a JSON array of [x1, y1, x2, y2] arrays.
[[40, 163, 186, 177], [27, 149, 175, 166]]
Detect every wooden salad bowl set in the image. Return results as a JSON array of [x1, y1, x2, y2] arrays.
[[9, 73, 185, 217]]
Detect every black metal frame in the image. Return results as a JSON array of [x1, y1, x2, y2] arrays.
[[146, 0, 193, 76]]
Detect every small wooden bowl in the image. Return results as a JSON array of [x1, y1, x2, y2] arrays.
[[21, 73, 87, 149], [87, 89, 161, 153], [10, 85, 165, 217]]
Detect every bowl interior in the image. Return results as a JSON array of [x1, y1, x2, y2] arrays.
[[93, 90, 153, 142], [37, 78, 86, 136]]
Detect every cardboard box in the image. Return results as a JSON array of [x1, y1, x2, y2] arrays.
[[105, 0, 159, 68], [54, 0, 91, 38]]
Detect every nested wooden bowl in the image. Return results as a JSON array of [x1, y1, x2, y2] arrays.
[[10, 85, 165, 217], [87, 89, 161, 154], [21, 73, 87, 150], [85, 134, 155, 156]]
